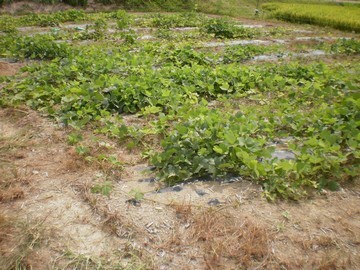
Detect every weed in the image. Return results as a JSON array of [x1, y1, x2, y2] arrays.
[[75, 145, 90, 156], [172, 203, 192, 222], [129, 188, 144, 200], [0, 124, 31, 203], [121, 29, 137, 44], [67, 133, 83, 145], [114, 10, 131, 30], [56, 251, 103, 269], [91, 181, 113, 197]]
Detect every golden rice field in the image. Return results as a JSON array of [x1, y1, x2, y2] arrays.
[[263, 3, 360, 32]]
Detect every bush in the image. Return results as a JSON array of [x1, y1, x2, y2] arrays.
[[113, 10, 131, 30], [15, 35, 70, 60], [203, 18, 258, 39]]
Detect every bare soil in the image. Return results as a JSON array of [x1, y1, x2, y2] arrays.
[[0, 61, 24, 76]]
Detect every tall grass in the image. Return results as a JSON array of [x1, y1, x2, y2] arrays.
[[263, 2, 360, 33]]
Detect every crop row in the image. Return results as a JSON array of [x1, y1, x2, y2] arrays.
[[0, 10, 209, 32]]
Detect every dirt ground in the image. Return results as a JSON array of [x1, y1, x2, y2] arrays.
[[0, 105, 359, 270]]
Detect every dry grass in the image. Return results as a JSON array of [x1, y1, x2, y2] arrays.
[[191, 209, 271, 269], [74, 181, 137, 239], [165, 204, 273, 269], [0, 120, 32, 203], [0, 186, 25, 202], [61, 135, 124, 179], [285, 233, 359, 269], [53, 247, 150, 270], [172, 203, 193, 223], [0, 214, 45, 269]]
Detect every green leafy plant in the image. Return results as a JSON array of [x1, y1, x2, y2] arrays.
[[330, 38, 360, 55], [114, 10, 131, 30], [121, 30, 137, 44], [0, 16, 18, 33], [129, 189, 144, 201], [91, 181, 113, 197], [75, 145, 90, 156], [67, 133, 83, 145], [151, 107, 274, 184]]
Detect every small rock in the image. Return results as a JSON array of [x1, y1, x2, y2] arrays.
[[271, 150, 295, 160], [195, 189, 207, 196], [139, 177, 155, 183], [172, 185, 183, 192], [126, 198, 141, 206], [145, 222, 153, 228], [208, 198, 221, 206], [157, 250, 166, 257]]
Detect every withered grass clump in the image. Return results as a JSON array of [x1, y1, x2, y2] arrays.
[[191, 209, 270, 269], [0, 214, 44, 269], [73, 181, 137, 238], [0, 129, 30, 203], [172, 203, 193, 223]]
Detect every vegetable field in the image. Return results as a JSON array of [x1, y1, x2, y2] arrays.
[[1, 10, 359, 200]]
